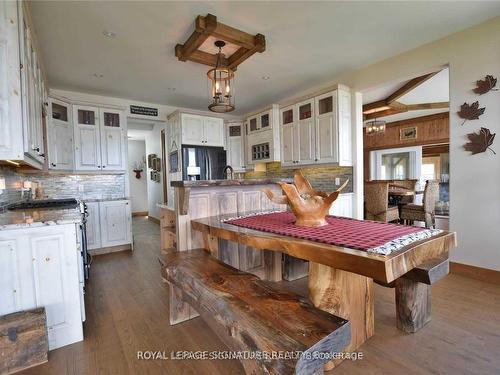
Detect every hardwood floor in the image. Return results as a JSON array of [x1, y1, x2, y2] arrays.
[[20, 217, 500, 375]]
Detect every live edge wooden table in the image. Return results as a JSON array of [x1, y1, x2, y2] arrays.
[[191, 214, 457, 364]]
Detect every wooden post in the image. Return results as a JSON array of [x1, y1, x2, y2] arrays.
[[308, 262, 374, 368], [395, 278, 431, 333], [168, 284, 199, 325]]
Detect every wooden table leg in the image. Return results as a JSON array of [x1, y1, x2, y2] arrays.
[[395, 278, 431, 333], [308, 262, 374, 369], [168, 284, 199, 325]]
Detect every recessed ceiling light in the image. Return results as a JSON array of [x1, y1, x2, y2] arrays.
[[262, 76, 270, 80], [102, 30, 116, 38], [93, 73, 104, 78]]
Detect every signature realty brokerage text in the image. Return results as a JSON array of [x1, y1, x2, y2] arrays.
[[137, 350, 364, 361]]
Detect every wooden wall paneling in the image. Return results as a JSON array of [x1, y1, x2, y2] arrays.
[[214, 191, 240, 269]]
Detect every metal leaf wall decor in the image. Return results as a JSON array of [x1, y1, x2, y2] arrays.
[[457, 101, 485, 126], [464, 127, 496, 155], [473, 75, 497, 95]]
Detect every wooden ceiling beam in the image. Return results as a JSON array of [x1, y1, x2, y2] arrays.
[[386, 71, 440, 104], [363, 100, 391, 114], [405, 102, 449, 111], [228, 34, 266, 70], [176, 49, 229, 68], [175, 14, 217, 62], [176, 14, 265, 70], [364, 108, 406, 120]]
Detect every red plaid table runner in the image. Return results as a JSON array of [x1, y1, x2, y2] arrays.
[[224, 211, 442, 255]]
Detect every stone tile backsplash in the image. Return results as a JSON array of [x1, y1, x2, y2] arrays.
[[244, 162, 353, 193], [0, 166, 125, 210]]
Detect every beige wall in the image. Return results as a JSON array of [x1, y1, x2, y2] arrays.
[[278, 17, 500, 271]]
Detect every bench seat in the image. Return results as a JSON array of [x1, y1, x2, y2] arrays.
[[159, 249, 351, 375]]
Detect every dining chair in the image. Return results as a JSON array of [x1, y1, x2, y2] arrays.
[[400, 180, 440, 228], [364, 181, 399, 223], [393, 179, 418, 204]]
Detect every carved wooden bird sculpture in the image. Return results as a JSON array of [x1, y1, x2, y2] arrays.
[[262, 170, 349, 227]]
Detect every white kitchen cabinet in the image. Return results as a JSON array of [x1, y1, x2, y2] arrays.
[[245, 105, 281, 166], [181, 113, 224, 147], [280, 87, 352, 167], [225, 122, 245, 172], [315, 91, 337, 164], [100, 108, 126, 170], [280, 106, 296, 166], [0, 224, 84, 350], [337, 88, 352, 166], [330, 193, 354, 218], [74, 105, 126, 171], [0, 1, 46, 168], [99, 200, 132, 248], [297, 99, 316, 165], [85, 202, 101, 250], [48, 98, 74, 170], [204, 116, 224, 146], [74, 105, 101, 170]]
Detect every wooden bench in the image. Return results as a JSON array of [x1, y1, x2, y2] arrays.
[[376, 255, 449, 333], [159, 249, 351, 375]]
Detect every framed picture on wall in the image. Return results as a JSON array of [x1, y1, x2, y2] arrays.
[[169, 151, 179, 173], [400, 126, 417, 140], [148, 154, 157, 168]]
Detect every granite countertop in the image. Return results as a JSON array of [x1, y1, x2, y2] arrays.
[[171, 179, 293, 188], [0, 207, 82, 231], [82, 197, 130, 203]]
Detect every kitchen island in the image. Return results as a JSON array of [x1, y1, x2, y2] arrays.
[[164, 179, 288, 281]]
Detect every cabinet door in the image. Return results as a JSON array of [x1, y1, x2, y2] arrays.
[[204, 117, 224, 146], [297, 100, 315, 165], [181, 113, 204, 145], [85, 202, 101, 250], [315, 91, 338, 164], [30, 226, 83, 349], [100, 108, 125, 170], [280, 107, 295, 166], [0, 1, 23, 159], [226, 124, 244, 171], [48, 99, 74, 170], [329, 193, 353, 218], [338, 89, 352, 166], [74, 105, 101, 170], [260, 111, 271, 130], [0, 240, 22, 316], [248, 116, 259, 133], [99, 200, 132, 247]]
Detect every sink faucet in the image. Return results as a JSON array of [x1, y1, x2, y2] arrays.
[[222, 165, 234, 180]]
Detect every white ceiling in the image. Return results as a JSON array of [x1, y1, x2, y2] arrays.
[[127, 120, 154, 141], [30, 2, 500, 115]]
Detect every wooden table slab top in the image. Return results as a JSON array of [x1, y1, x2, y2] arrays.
[[191, 213, 457, 284]]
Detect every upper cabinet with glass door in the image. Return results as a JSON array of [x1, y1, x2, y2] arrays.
[[0, 1, 47, 169], [74, 105, 126, 171], [48, 98, 74, 170], [246, 109, 273, 134], [280, 86, 352, 167], [100, 108, 126, 170]]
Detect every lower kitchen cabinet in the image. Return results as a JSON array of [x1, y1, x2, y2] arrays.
[[330, 193, 354, 218], [85, 199, 132, 251], [99, 200, 132, 247], [0, 224, 84, 350]]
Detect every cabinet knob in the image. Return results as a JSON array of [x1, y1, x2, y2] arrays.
[[51, 163, 56, 167], [102, 166, 106, 168], [45, 257, 50, 262], [315, 158, 318, 162]]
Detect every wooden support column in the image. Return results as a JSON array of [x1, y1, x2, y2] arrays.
[[308, 262, 374, 369], [395, 278, 431, 333]]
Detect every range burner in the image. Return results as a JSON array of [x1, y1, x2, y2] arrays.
[[8, 198, 79, 211]]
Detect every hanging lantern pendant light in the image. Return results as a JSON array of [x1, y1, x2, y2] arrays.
[[208, 40, 235, 113]]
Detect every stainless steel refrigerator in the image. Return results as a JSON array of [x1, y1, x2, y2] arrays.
[[182, 146, 227, 180]]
